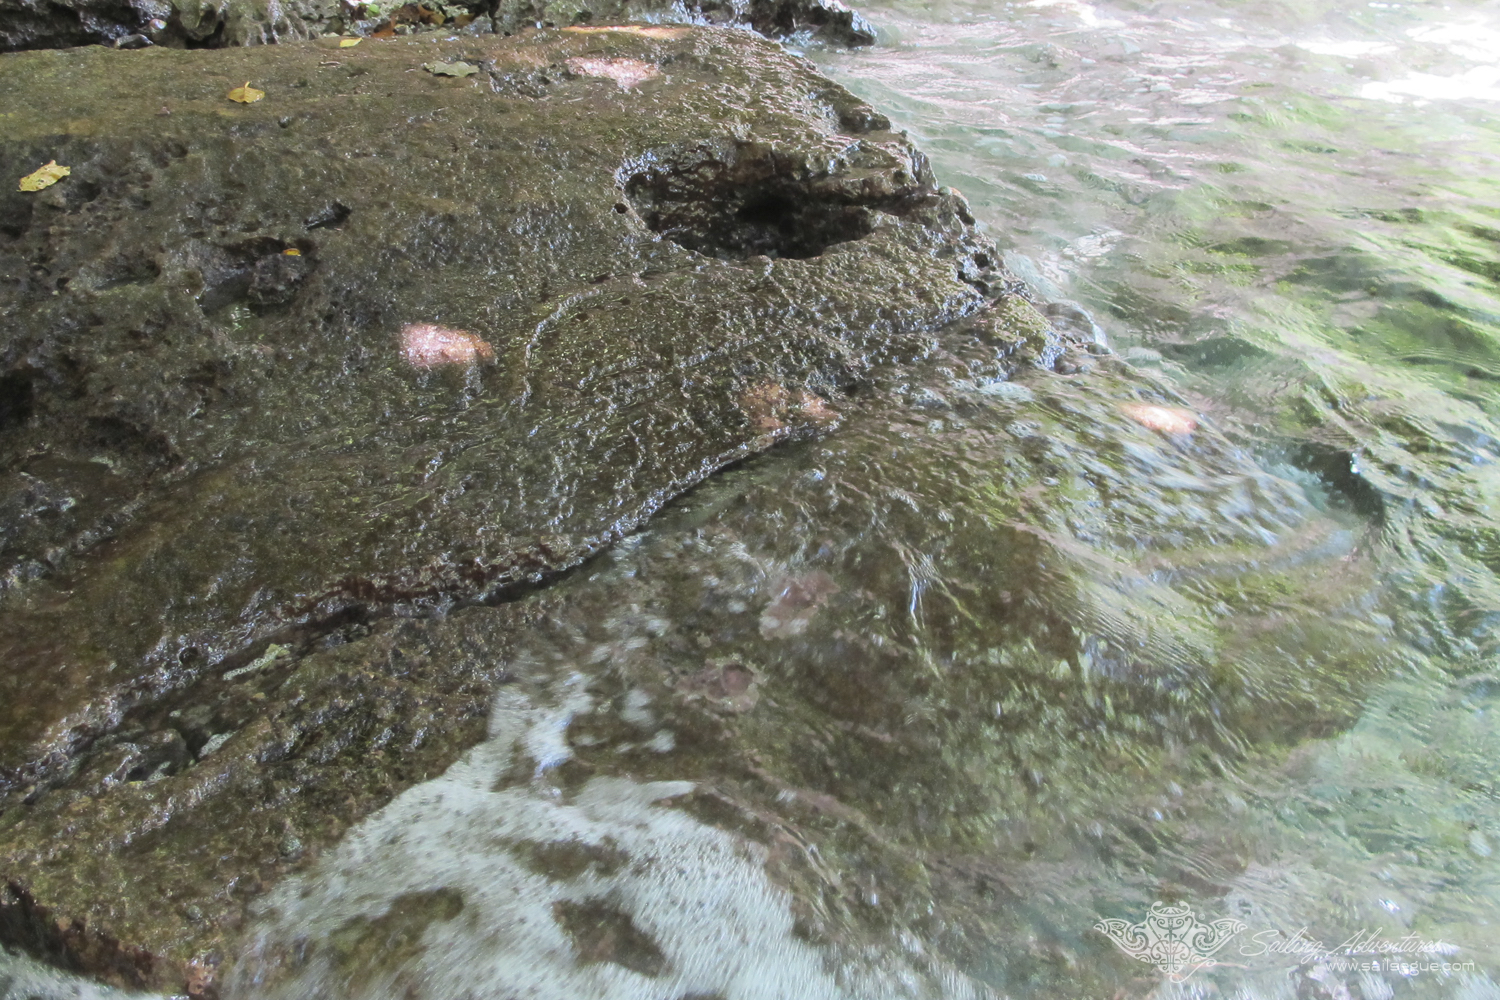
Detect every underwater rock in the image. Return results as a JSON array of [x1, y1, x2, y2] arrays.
[[220, 312, 1396, 1000], [0, 24, 1001, 994]]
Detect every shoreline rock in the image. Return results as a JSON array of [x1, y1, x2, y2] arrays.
[[0, 24, 1003, 994], [0, 0, 876, 54]]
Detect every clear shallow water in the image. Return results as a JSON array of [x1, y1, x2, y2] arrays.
[[806, 0, 1500, 993], [9, 3, 1500, 999]]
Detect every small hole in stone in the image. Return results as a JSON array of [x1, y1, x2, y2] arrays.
[[622, 142, 897, 261], [613, 203, 629, 213]]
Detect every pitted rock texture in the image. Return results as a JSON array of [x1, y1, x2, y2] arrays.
[[0, 25, 1000, 994], [0, 0, 876, 53]]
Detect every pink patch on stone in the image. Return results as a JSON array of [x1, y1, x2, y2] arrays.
[[760, 570, 841, 639], [400, 323, 494, 367], [562, 25, 686, 38], [1121, 403, 1197, 435], [565, 57, 660, 90]]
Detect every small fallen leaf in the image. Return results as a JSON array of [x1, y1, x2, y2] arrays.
[[228, 82, 265, 103], [339, 36, 361, 46], [423, 60, 477, 77], [283, 248, 302, 256], [371, 21, 396, 37], [18, 160, 69, 192]]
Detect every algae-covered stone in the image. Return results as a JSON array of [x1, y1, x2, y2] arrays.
[[0, 24, 1001, 994]]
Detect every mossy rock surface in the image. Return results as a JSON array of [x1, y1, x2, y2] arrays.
[[0, 24, 1002, 994]]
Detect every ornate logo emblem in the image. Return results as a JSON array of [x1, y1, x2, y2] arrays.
[[1095, 902, 1246, 982]]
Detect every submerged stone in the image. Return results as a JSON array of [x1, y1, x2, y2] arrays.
[[221, 313, 1398, 1000], [0, 24, 999, 995]]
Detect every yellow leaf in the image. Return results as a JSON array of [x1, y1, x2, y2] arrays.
[[283, 248, 302, 256], [18, 160, 69, 192], [339, 36, 361, 47], [227, 82, 265, 104]]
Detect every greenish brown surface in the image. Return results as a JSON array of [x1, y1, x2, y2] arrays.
[[0, 25, 999, 994], [1, 601, 545, 994]]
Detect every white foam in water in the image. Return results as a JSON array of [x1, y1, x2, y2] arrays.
[[1359, 14, 1500, 102], [1294, 39, 1395, 57], [0, 947, 160, 1000], [226, 686, 855, 1000], [1362, 65, 1500, 104]]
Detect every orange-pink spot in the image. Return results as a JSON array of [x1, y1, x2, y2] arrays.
[[1121, 403, 1197, 435], [400, 323, 494, 367], [565, 56, 659, 90], [562, 25, 687, 38]]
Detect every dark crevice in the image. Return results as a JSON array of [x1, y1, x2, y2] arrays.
[[305, 202, 352, 230], [0, 0, 138, 51], [1285, 442, 1387, 522], [622, 143, 914, 261], [188, 236, 314, 313], [3, 0, 878, 52], [0, 372, 36, 432]]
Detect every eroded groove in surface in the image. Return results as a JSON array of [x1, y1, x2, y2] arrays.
[[622, 139, 930, 261]]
